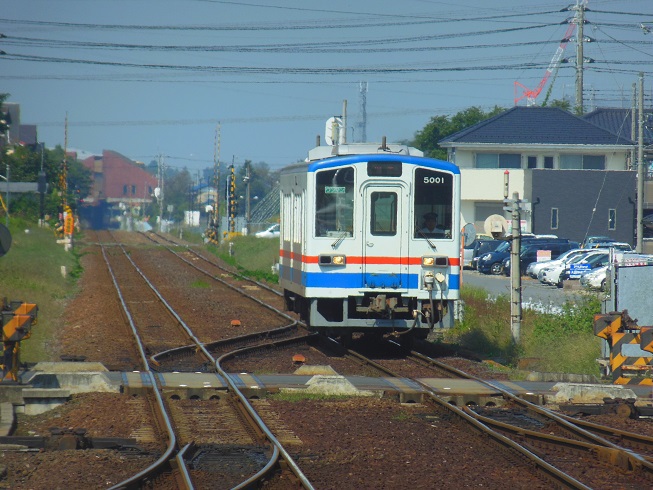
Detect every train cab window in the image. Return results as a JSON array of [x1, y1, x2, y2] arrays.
[[414, 168, 453, 239], [315, 167, 355, 237], [370, 192, 397, 236]]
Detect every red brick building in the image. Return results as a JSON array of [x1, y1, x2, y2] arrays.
[[80, 150, 157, 229]]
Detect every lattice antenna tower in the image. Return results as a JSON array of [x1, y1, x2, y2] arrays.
[[358, 81, 368, 142], [61, 112, 68, 209], [213, 123, 221, 232]]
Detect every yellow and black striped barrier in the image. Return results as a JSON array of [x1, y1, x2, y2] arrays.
[[1, 300, 38, 382], [594, 311, 653, 385]]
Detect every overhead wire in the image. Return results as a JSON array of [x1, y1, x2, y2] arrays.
[[0, 10, 563, 32]]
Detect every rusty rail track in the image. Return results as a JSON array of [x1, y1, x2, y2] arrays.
[[95, 230, 314, 489]]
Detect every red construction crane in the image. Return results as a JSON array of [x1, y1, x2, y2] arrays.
[[514, 1, 588, 106]]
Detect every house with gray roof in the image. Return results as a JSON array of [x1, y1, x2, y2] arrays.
[[439, 106, 643, 247]]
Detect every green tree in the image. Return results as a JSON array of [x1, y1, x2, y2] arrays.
[[547, 98, 572, 111], [235, 160, 278, 212], [0, 140, 92, 221], [161, 167, 192, 222], [410, 105, 505, 160]]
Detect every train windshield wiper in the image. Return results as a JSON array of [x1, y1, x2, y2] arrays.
[[417, 229, 437, 251], [331, 231, 348, 249]]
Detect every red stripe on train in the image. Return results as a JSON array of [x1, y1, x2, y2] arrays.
[[280, 249, 459, 266]]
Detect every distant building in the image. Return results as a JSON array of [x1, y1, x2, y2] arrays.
[[80, 150, 158, 229], [439, 106, 651, 249]]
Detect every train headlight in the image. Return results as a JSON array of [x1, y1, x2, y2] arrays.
[[319, 254, 346, 266], [422, 255, 449, 267]]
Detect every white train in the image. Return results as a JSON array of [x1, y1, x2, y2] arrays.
[[279, 140, 461, 341]]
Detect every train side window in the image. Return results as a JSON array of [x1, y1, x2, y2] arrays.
[[315, 167, 354, 237], [370, 192, 397, 236]]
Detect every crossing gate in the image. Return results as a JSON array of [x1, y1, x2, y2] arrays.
[[594, 310, 653, 385]]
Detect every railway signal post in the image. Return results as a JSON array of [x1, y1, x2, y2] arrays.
[[503, 192, 529, 344]]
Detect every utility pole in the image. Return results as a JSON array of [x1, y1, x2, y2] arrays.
[[637, 72, 645, 253], [631, 83, 637, 169], [211, 123, 221, 242], [342, 100, 347, 144], [157, 154, 165, 232], [244, 161, 251, 235], [503, 171, 529, 344], [358, 81, 368, 143], [38, 145, 46, 227], [4, 161, 8, 227], [573, 1, 587, 114], [229, 157, 236, 234]]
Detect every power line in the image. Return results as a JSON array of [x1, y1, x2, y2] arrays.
[[0, 10, 562, 32]]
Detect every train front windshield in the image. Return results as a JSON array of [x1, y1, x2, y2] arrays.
[[414, 168, 454, 239], [315, 166, 355, 237]]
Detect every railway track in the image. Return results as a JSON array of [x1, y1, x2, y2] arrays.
[[354, 339, 653, 488], [95, 230, 312, 489], [8, 229, 653, 488], [220, 327, 653, 488]]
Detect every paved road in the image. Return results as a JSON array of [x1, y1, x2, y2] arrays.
[[460, 269, 587, 311]]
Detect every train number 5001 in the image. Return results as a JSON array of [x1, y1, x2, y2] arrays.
[[423, 176, 445, 184]]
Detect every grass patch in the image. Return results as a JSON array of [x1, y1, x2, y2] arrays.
[[391, 410, 413, 422], [207, 235, 280, 284], [269, 391, 352, 402], [444, 285, 603, 376], [0, 218, 81, 362], [190, 279, 211, 289]]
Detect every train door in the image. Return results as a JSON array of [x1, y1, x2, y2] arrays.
[[362, 185, 407, 288]]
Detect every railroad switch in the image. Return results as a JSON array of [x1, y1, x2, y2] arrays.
[[0, 428, 143, 452], [1, 298, 38, 382], [559, 397, 653, 419]]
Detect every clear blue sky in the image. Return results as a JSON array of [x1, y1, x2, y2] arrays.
[[2, 0, 652, 172]]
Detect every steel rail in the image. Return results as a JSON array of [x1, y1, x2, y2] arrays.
[[145, 231, 284, 299], [151, 324, 303, 366], [97, 239, 183, 490], [467, 407, 652, 473], [114, 233, 313, 489], [421, 390, 591, 489], [142, 231, 293, 321]]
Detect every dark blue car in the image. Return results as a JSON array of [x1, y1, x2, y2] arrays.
[[477, 238, 577, 275], [501, 241, 580, 276]]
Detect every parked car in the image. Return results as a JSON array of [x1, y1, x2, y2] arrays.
[[526, 248, 587, 278], [463, 234, 494, 269], [581, 236, 614, 248], [502, 241, 580, 276], [588, 241, 632, 252], [255, 224, 280, 238], [470, 239, 504, 270], [538, 249, 607, 286], [558, 251, 610, 287], [477, 238, 576, 275], [580, 265, 609, 291]]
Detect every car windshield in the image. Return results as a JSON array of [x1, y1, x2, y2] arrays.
[[559, 249, 582, 261], [586, 253, 608, 265], [494, 241, 510, 253], [569, 253, 592, 264]]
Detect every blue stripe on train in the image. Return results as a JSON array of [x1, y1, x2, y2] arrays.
[[279, 266, 460, 291]]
